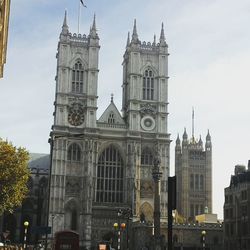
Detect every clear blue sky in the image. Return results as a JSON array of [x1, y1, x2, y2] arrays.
[[1, 0, 250, 219]]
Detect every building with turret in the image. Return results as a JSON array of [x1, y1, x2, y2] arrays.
[[49, 12, 170, 249], [224, 161, 250, 250], [175, 128, 212, 221]]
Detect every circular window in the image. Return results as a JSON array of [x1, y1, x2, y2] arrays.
[[141, 116, 155, 131]]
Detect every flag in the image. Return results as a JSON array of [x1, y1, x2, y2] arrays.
[[80, 0, 87, 7]]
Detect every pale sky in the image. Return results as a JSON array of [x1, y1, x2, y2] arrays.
[[1, 0, 250, 219]]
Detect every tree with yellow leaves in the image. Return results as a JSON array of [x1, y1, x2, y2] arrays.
[[0, 138, 30, 215]]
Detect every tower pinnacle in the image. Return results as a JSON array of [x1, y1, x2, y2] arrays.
[[92, 13, 96, 31], [126, 32, 130, 47], [159, 22, 166, 45], [131, 19, 139, 43], [90, 14, 98, 39], [183, 128, 188, 140], [61, 10, 69, 34]]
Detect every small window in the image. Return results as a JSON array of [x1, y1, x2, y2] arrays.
[[143, 69, 154, 100], [108, 112, 115, 124], [141, 148, 153, 166], [72, 61, 84, 93], [67, 143, 81, 162], [195, 174, 199, 190], [241, 190, 247, 200], [190, 174, 194, 189], [200, 174, 204, 190]]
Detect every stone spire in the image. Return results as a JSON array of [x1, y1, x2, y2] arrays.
[[61, 10, 69, 35], [183, 128, 188, 140], [198, 135, 203, 146], [153, 34, 156, 46], [159, 22, 166, 45], [92, 13, 96, 31], [206, 130, 211, 141], [175, 134, 181, 152], [126, 32, 130, 47], [176, 134, 180, 145], [131, 19, 139, 43], [182, 128, 188, 147], [205, 130, 212, 149], [89, 14, 98, 39]]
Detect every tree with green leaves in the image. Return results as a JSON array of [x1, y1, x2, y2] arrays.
[[0, 138, 30, 215]]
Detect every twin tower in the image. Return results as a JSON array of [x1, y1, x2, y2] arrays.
[[49, 12, 212, 249]]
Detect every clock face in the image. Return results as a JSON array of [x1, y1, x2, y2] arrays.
[[68, 103, 85, 126], [68, 110, 84, 126], [141, 115, 155, 131]]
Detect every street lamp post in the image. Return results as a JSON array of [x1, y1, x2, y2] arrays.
[[113, 222, 126, 250], [152, 145, 162, 250], [201, 230, 206, 250], [117, 208, 132, 249], [23, 221, 29, 250]]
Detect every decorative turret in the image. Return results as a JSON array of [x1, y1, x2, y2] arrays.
[[183, 128, 188, 140], [153, 34, 156, 46], [62, 10, 69, 34], [176, 134, 181, 145], [175, 134, 181, 153], [126, 32, 130, 47], [131, 19, 140, 43], [198, 135, 204, 150], [198, 135, 203, 146], [89, 14, 99, 39], [182, 128, 188, 147], [60, 11, 69, 41], [205, 130, 212, 150], [159, 22, 167, 46]]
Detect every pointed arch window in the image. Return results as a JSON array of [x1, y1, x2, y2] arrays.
[[141, 147, 153, 166], [108, 112, 115, 124], [65, 201, 78, 231], [200, 174, 204, 190], [67, 143, 81, 162], [72, 61, 84, 93], [143, 69, 154, 100], [190, 174, 194, 189], [71, 209, 77, 230], [96, 145, 124, 203], [195, 174, 199, 190]]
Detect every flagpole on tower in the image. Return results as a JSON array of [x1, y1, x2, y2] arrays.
[[78, 0, 87, 34], [77, 0, 81, 33]]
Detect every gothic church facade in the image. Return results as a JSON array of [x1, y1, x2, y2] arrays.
[[49, 13, 170, 248]]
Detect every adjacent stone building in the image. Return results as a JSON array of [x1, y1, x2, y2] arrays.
[[49, 12, 170, 249], [224, 161, 250, 250], [0, 154, 49, 244], [131, 221, 223, 250], [175, 129, 212, 221]]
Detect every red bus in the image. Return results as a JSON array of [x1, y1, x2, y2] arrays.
[[54, 230, 79, 250]]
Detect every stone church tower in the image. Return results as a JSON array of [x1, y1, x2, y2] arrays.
[[175, 128, 212, 221], [49, 12, 170, 249]]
